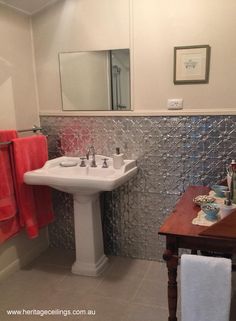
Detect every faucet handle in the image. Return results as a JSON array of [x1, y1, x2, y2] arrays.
[[102, 158, 109, 168], [79, 157, 87, 167]]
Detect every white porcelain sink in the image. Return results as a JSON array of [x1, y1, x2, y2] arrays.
[[24, 155, 137, 194], [24, 155, 137, 277]]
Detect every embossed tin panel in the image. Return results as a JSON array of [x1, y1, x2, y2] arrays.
[[41, 115, 236, 260]]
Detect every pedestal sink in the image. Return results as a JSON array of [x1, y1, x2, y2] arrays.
[[24, 155, 137, 276]]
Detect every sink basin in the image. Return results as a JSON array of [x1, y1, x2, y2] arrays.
[[24, 155, 137, 194], [24, 155, 137, 277]]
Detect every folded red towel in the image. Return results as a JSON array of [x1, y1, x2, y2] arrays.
[[0, 130, 18, 221], [12, 135, 54, 238]]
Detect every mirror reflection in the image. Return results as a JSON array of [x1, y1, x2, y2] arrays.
[[59, 49, 130, 111]]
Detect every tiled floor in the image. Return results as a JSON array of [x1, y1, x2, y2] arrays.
[[0, 248, 235, 321]]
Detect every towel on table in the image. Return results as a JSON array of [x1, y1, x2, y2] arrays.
[[181, 254, 231, 321], [12, 135, 54, 238]]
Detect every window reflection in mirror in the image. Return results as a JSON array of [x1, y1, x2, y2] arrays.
[[59, 49, 130, 111]]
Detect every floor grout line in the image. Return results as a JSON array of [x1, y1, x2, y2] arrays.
[[129, 267, 150, 302]]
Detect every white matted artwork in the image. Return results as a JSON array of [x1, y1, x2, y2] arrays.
[[174, 45, 211, 84]]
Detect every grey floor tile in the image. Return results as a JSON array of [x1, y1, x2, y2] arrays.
[[79, 294, 129, 321], [0, 265, 67, 310], [108, 256, 151, 279], [132, 278, 168, 308], [144, 261, 167, 282], [39, 290, 92, 320], [54, 273, 103, 298], [123, 303, 168, 321], [46, 289, 85, 308], [0, 253, 175, 321], [93, 273, 143, 302]]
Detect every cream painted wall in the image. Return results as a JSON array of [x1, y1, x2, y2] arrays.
[[33, 0, 236, 114], [0, 5, 48, 280], [133, 0, 236, 111], [0, 5, 39, 129], [32, 0, 130, 112]]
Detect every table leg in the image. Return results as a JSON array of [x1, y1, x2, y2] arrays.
[[163, 248, 178, 321]]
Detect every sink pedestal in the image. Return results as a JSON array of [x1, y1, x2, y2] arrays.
[[24, 155, 137, 277], [71, 193, 108, 277]]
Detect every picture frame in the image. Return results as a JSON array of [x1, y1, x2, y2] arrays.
[[174, 45, 211, 84]]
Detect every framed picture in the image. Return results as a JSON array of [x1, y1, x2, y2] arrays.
[[174, 45, 211, 84]]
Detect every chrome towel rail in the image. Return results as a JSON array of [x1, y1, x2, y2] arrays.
[[0, 125, 43, 146], [17, 125, 42, 133]]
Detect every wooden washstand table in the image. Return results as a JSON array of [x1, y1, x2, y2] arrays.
[[159, 186, 236, 321]]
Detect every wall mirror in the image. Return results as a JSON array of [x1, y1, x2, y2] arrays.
[[59, 49, 130, 111]]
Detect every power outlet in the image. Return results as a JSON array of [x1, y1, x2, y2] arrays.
[[167, 98, 183, 110]]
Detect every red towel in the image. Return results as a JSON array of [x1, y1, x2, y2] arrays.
[[0, 130, 20, 243], [0, 130, 18, 220], [12, 135, 54, 238]]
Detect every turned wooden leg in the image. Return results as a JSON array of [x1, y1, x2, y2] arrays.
[[163, 248, 179, 321]]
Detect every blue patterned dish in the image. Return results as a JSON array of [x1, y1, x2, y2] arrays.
[[201, 202, 220, 221]]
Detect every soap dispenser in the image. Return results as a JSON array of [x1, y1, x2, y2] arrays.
[[113, 147, 124, 169], [227, 160, 236, 204], [230, 160, 236, 204]]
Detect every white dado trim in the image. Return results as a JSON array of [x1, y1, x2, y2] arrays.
[[40, 109, 236, 117]]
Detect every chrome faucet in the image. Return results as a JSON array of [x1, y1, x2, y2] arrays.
[[86, 145, 97, 167]]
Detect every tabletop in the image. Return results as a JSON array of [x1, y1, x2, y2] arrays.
[[159, 185, 236, 240]]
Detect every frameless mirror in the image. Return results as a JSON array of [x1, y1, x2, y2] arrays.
[[59, 49, 130, 111]]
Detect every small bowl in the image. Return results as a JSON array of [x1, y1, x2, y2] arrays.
[[193, 195, 216, 206], [201, 202, 220, 221], [211, 185, 228, 198]]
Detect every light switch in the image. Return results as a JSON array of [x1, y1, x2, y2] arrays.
[[167, 99, 183, 110]]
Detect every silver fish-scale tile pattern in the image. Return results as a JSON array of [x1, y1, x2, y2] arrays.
[[41, 115, 236, 260]]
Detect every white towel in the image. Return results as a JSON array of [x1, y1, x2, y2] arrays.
[[181, 254, 231, 321]]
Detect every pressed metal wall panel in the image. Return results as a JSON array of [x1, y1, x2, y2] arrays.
[[41, 115, 236, 260]]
